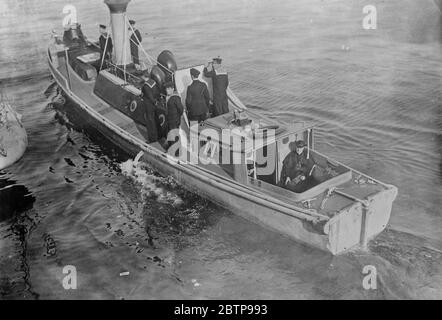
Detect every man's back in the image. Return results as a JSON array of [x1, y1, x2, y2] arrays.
[[167, 94, 184, 128], [186, 80, 210, 117]]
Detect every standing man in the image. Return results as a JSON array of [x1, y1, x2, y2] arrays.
[[203, 57, 229, 117], [141, 72, 160, 107], [185, 68, 210, 123], [98, 24, 113, 68], [129, 20, 142, 68], [140, 73, 159, 143], [279, 140, 317, 193], [164, 81, 184, 147], [165, 81, 184, 131]]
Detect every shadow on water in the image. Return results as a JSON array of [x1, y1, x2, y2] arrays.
[[0, 176, 35, 222], [0, 175, 38, 299]]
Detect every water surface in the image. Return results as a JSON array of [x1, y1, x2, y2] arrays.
[[0, 0, 441, 299]]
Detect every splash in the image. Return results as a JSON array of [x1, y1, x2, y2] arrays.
[[120, 151, 184, 207]]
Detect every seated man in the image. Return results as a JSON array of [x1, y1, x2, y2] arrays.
[[279, 140, 317, 193], [140, 73, 159, 143]]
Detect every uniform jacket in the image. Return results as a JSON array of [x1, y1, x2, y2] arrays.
[[166, 94, 184, 129], [99, 34, 113, 58], [185, 80, 210, 117], [130, 29, 142, 63], [141, 79, 160, 106], [280, 150, 315, 185], [203, 67, 229, 116]]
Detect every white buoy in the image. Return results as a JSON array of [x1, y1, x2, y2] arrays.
[[0, 102, 28, 170]]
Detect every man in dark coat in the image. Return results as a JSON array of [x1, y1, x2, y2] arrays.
[[185, 68, 210, 123], [203, 57, 229, 117], [279, 140, 317, 193], [140, 74, 159, 143], [98, 24, 113, 68], [129, 20, 142, 67], [165, 81, 184, 130], [141, 73, 160, 105], [155, 97, 168, 140]]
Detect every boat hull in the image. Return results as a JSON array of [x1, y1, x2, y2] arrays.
[[48, 52, 397, 255]]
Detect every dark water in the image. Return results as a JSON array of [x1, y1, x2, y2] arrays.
[[1, 0, 441, 299]]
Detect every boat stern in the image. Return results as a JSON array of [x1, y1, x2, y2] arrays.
[[324, 184, 398, 255]]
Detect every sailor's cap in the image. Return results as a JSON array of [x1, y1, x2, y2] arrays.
[[190, 68, 200, 77], [99, 24, 107, 29], [295, 140, 306, 148], [212, 57, 222, 64]]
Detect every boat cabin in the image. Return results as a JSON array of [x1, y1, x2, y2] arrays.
[[194, 112, 352, 202]]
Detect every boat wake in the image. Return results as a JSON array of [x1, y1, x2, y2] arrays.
[[120, 152, 184, 207]]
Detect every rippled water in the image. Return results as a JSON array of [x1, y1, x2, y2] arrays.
[[1, 0, 441, 299]]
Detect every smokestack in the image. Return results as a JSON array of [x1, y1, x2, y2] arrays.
[[104, 0, 132, 66]]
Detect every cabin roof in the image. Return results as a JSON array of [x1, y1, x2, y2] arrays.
[[199, 110, 316, 152]]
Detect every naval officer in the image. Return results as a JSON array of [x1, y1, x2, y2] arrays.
[[98, 24, 113, 63], [279, 140, 317, 193], [129, 20, 142, 67], [185, 68, 210, 123], [203, 57, 229, 117], [164, 81, 184, 131]]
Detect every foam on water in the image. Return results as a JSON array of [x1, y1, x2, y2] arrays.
[[120, 153, 184, 207]]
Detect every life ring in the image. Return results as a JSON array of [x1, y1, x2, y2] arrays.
[[129, 100, 138, 112]]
